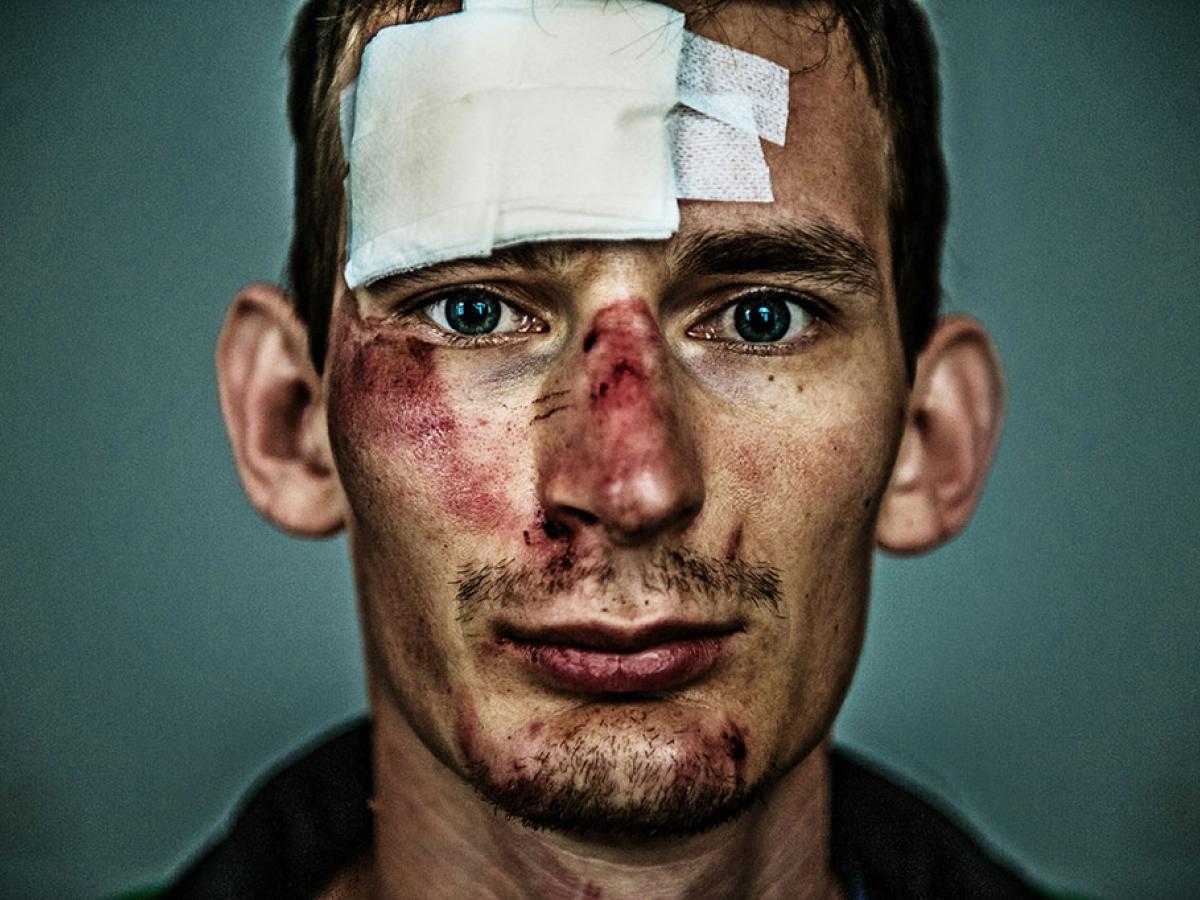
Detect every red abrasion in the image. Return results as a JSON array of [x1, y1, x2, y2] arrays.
[[530, 299, 699, 562], [333, 325, 516, 531], [522, 508, 576, 574], [732, 445, 764, 486], [724, 524, 744, 561], [723, 723, 747, 764], [665, 718, 749, 791], [567, 300, 689, 527], [541, 514, 577, 574], [582, 300, 662, 410]]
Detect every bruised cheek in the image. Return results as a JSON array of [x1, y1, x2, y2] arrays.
[[327, 327, 519, 532]]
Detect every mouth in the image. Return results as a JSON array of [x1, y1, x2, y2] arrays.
[[496, 621, 743, 695]]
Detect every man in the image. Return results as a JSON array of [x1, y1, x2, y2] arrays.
[[171, 0, 1027, 896]]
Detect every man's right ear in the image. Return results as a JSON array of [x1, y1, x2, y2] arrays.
[[216, 283, 347, 537]]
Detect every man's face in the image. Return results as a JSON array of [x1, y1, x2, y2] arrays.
[[324, 3, 907, 835]]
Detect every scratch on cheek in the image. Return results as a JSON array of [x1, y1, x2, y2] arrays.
[[533, 389, 570, 405], [725, 524, 744, 561], [530, 388, 572, 425], [723, 723, 748, 779], [530, 404, 570, 424]]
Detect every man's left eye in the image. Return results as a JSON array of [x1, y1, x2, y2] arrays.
[[690, 292, 816, 344], [424, 289, 539, 336]]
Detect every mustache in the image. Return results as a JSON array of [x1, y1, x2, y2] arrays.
[[454, 547, 782, 625]]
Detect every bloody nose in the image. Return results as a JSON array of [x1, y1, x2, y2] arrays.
[[536, 301, 704, 546]]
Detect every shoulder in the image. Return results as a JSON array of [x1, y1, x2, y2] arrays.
[[830, 747, 1045, 899], [164, 720, 373, 900]]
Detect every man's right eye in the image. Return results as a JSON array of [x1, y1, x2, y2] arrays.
[[422, 289, 544, 338]]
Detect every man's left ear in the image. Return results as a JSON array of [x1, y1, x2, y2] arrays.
[[876, 315, 1005, 555]]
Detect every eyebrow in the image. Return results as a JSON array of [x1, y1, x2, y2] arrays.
[[368, 222, 880, 296], [668, 222, 881, 295]]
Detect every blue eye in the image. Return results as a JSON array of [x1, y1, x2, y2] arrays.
[[734, 296, 791, 342], [443, 292, 501, 335], [690, 292, 815, 345], [423, 289, 544, 338]]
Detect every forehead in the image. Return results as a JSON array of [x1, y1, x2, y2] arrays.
[[355, 0, 892, 278], [682, 2, 892, 268]]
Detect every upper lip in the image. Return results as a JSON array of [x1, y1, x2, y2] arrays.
[[495, 620, 744, 652]]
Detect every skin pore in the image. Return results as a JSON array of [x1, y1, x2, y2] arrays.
[[216, 2, 1005, 898]]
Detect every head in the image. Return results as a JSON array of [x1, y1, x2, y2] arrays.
[[218, 0, 1004, 839]]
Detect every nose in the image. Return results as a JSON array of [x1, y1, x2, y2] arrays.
[[535, 300, 704, 546]]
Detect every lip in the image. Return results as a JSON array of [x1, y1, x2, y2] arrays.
[[498, 622, 740, 694]]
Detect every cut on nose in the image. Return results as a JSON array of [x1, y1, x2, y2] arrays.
[[535, 300, 705, 546]]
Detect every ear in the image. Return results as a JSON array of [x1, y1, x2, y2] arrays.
[[216, 283, 347, 537], [876, 315, 1005, 555]]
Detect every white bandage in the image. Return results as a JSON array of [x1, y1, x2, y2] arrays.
[[673, 31, 790, 201], [342, 0, 790, 289]]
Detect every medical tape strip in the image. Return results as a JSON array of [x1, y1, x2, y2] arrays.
[[342, 0, 789, 289], [673, 30, 789, 201]]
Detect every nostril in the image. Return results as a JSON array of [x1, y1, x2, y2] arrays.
[[572, 508, 600, 527], [540, 507, 598, 541], [541, 517, 568, 541], [540, 515, 571, 541]]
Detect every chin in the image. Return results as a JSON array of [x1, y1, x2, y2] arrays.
[[458, 699, 772, 839]]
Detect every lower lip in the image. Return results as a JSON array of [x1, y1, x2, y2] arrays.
[[510, 636, 730, 694]]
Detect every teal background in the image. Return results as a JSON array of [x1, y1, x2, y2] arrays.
[[2, 2, 1196, 897]]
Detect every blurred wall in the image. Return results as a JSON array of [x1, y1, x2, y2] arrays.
[[1, 1, 1196, 897]]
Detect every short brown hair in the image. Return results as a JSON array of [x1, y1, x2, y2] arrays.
[[285, 0, 946, 374]]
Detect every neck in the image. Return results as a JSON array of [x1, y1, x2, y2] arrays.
[[347, 697, 844, 900]]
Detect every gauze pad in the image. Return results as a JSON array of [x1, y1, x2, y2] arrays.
[[342, 0, 790, 288]]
